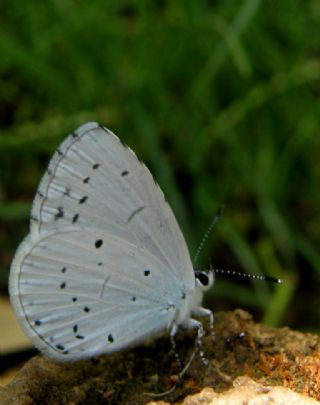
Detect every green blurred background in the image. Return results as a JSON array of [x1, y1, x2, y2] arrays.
[[0, 0, 320, 335]]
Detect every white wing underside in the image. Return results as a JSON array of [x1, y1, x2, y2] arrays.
[[9, 123, 195, 361]]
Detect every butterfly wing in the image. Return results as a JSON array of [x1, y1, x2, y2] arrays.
[[31, 123, 193, 287], [10, 228, 183, 361], [9, 122, 195, 361]]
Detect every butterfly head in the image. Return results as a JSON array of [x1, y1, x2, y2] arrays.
[[194, 270, 215, 292]]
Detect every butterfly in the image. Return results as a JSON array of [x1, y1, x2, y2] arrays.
[[9, 122, 214, 362]]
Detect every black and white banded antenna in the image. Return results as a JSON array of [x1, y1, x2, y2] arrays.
[[211, 266, 282, 284], [193, 205, 224, 266]]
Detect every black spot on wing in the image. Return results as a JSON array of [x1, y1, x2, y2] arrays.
[[83, 177, 90, 184], [92, 163, 100, 170], [35, 320, 42, 326], [95, 239, 103, 248], [79, 196, 88, 204], [121, 170, 129, 176], [54, 206, 64, 220], [144, 270, 150, 277], [72, 213, 79, 223], [108, 334, 114, 343], [72, 324, 85, 339], [61, 267, 66, 273], [60, 282, 66, 289], [84, 307, 90, 313]]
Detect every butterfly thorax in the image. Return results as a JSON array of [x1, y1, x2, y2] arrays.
[[167, 270, 214, 330]]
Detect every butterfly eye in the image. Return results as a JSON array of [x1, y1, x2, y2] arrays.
[[195, 271, 209, 286], [195, 271, 215, 291]]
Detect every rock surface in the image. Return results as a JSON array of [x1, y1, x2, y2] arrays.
[[0, 310, 319, 404], [147, 377, 320, 405]]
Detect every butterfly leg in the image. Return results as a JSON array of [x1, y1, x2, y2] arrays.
[[191, 306, 214, 341], [169, 322, 182, 370], [183, 318, 208, 366]]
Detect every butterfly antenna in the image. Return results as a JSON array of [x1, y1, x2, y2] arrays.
[[193, 205, 224, 266], [211, 266, 282, 284]]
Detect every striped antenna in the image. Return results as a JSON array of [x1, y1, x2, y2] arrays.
[[193, 205, 224, 265], [212, 267, 282, 284]]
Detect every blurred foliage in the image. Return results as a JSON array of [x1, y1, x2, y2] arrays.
[[0, 0, 320, 332]]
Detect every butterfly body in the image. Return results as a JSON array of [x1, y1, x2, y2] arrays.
[[9, 123, 214, 362]]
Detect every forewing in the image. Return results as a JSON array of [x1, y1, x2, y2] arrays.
[[30, 122, 194, 288]]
